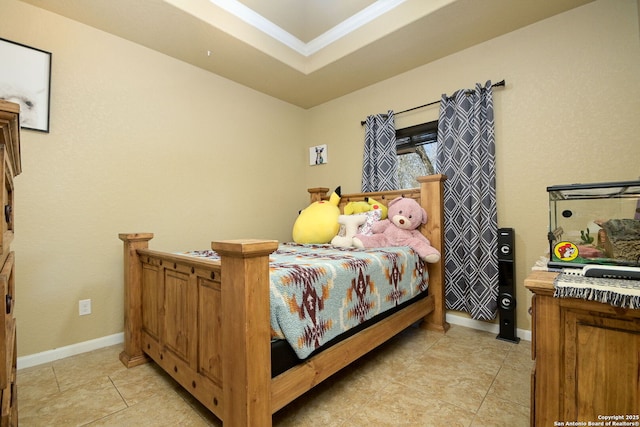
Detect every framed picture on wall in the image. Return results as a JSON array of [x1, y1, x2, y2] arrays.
[[309, 144, 328, 165], [0, 37, 52, 133]]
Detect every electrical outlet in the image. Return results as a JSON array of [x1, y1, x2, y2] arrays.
[[79, 299, 92, 316]]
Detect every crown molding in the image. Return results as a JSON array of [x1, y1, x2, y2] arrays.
[[207, 0, 408, 57]]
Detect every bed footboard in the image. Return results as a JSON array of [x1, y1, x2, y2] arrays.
[[119, 232, 154, 368], [211, 239, 279, 426], [119, 233, 278, 425]]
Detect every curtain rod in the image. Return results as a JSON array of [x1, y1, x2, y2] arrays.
[[360, 79, 506, 126]]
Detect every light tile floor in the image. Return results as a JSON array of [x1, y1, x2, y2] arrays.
[[18, 324, 532, 426]]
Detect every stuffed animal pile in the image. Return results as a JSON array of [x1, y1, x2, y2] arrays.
[[292, 191, 439, 263], [353, 197, 440, 263]]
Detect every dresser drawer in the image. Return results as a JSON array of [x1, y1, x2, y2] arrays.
[[0, 252, 15, 390]]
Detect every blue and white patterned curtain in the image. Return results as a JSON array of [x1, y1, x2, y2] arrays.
[[362, 111, 398, 192], [436, 81, 498, 320]]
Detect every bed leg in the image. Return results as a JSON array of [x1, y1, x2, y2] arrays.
[[422, 258, 450, 333], [211, 239, 279, 427], [417, 175, 450, 333], [118, 233, 154, 368]]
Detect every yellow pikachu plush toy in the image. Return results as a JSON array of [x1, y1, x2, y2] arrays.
[[292, 187, 342, 244], [366, 197, 388, 220], [343, 201, 370, 215], [343, 197, 388, 219]]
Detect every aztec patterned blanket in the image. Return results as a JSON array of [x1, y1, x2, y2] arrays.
[[186, 243, 429, 359]]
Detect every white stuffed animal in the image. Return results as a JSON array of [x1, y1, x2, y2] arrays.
[[330, 214, 367, 248]]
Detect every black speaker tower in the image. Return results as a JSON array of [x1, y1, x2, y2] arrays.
[[497, 228, 520, 343]]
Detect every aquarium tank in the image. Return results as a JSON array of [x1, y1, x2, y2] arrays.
[[547, 180, 640, 269]]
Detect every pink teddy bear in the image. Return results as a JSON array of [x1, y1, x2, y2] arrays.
[[352, 197, 441, 263]]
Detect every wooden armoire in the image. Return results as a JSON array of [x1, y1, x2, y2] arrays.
[[0, 99, 21, 426]]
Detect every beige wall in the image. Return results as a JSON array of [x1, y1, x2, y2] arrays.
[[4, 0, 640, 357], [305, 0, 640, 330], [4, 0, 307, 356]]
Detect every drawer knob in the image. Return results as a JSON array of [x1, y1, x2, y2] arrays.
[[6, 294, 11, 314], [4, 204, 11, 223]]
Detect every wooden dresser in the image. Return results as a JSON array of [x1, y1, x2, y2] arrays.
[[526, 271, 640, 426], [0, 100, 21, 426]]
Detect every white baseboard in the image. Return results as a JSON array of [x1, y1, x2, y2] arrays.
[[446, 312, 532, 342], [17, 314, 530, 370], [17, 332, 124, 370]]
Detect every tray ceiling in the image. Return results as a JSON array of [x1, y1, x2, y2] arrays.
[[19, 0, 595, 108]]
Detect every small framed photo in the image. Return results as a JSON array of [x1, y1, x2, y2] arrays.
[[309, 144, 328, 166], [0, 37, 52, 133]]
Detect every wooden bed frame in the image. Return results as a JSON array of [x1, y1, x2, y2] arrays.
[[118, 174, 449, 426]]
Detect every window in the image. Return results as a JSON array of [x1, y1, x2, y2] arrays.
[[396, 120, 438, 189]]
